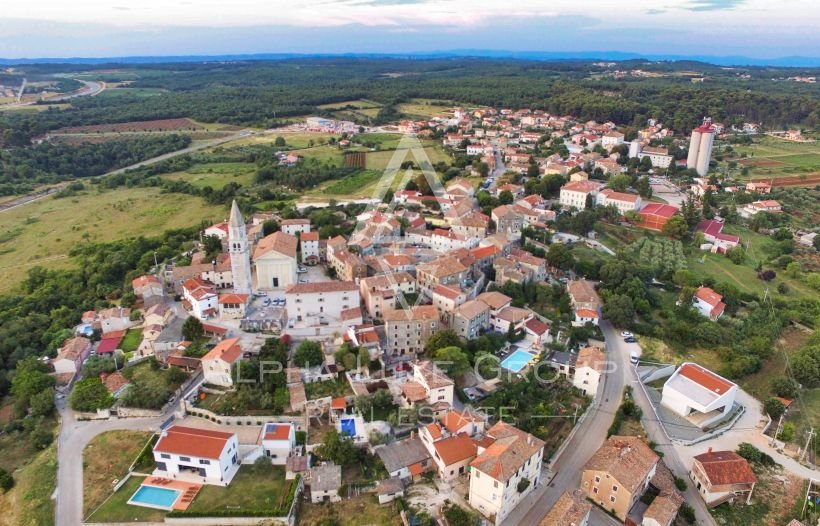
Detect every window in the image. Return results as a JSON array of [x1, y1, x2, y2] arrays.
[[593, 487, 598, 494], [272, 277, 279, 287], [610, 495, 616, 503], [160, 453, 171, 459], [179, 456, 191, 462], [494, 481, 499, 488], [594, 476, 600, 483], [200, 459, 211, 465], [612, 485, 617, 492]]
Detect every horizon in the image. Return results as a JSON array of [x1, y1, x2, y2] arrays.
[[1, 0, 819, 64]]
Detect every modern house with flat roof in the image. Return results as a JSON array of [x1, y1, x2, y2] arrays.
[[661, 363, 737, 429], [260, 423, 296, 465]]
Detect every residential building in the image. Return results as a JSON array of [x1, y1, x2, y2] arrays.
[[492, 306, 534, 334], [567, 279, 602, 326], [428, 434, 477, 481], [692, 286, 726, 321], [602, 131, 625, 149], [400, 360, 454, 410], [596, 189, 642, 214], [51, 337, 93, 375], [285, 281, 360, 322], [637, 203, 679, 231], [328, 248, 367, 282], [383, 305, 440, 356], [416, 256, 469, 296], [468, 422, 545, 523], [261, 422, 296, 465], [153, 425, 240, 485], [376, 438, 432, 481], [376, 478, 405, 504], [218, 293, 250, 319], [430, 228, 477, 251], [201, 337, 243, 387], [661, 363, 737, 429], [745, 181, 771, 194], [476, 291, 512, 316], [696, 220, 740, 253], [573, 346, 606, 398], [309, 463, 342, 503], [227, 200, 253, 295], [581, 436, 659, 521], [254, 231, 298, 291], [279, 218, 311, 236], [689, 449, 757, 506], [182, 278, 219, 320], [639, 146, 673, 168], [431, 284, 468, 316], [492, 205, 525, 236], [539, 490, 592, 526], [559, 180, 602, 209], [740, 200, 782, 218], [300, 231, 320, 265], [131, 275, 164, 307], [204, 221, 229, 240], [360, 272, 416, 320], [452, 299, 491, 340]]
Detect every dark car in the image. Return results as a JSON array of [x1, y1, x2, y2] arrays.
[[624, 337, 638, 343]]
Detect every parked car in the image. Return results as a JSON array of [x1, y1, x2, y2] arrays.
[[299, 278, 308, 283], [297, 267, 308, 274], [624, 336, 638, 343], [262, 298, 271, 306], [630, 351, 639, 364], [254, 291, 268, 297], [620, 331, 633, 337]]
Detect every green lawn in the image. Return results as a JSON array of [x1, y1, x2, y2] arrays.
[[85, 476, 166, 523], [364, 144, 450, 170], [354, 133, 404, 150], [317, 99, 381, 111], [291, 145, 345, 166], [84, 431, 154, 516], [119, 328, 143, 353], [164, 162, 257, 189], [324, 170, 384, 196], [395, 98, 454, 119], [186, 466, 295, 514]]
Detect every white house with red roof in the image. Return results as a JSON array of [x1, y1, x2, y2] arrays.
[[261, 422, 296, 465], [596, 188, 642, 214], [559, 180, 603, 209], [692, 286, 726, 321], [740, 199, 782, 218], [661, 363, 737, 429], [153, 425, 240, 485], [218, 293, 250, 319], [204, 221, 230, 240], [696, 220, 740, 253], [182, 277, 218, 320], [202, 337, 244, 387]]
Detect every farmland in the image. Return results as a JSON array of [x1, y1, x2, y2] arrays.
[[395, 98, 455, 119], [163, 162, 257, 189], [0, 186, 223, 294], [56, 118, 208, 134], [726, 135, 820, 182]]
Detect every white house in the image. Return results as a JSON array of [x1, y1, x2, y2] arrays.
[[254, 231, 298, 291], [153, 425, 240, 485], [596, 189, 642, 214], [559, 180, 602, 209], [692, 286, 725, 321], [261, 422, 296, 465], [309, 463, 342, 503], [201, 337, 243, 387], [182, 277, 218, 320], [400, 361, 454, 411], [279, 218, 311, 236], [661, 363, 737, 429], [300, 231, 320, 265], [51, 337, 93, 375], [204, 221, 229, 240], [284, 281, 360, 322], [99, 307, 133, 334], [567, 280, 602, 327], [602, 131, 625, 149], [218, 293, 250, 319], [573, 346, 606, 398], [468, 421, 545, 524]]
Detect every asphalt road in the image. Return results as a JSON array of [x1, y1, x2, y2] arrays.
[[501, 320, 626, 526]]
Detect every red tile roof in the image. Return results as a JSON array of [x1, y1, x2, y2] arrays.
[[434, 434, 477, 466], [218, 293, 249, 305], [679, 363, 734, 395], [202, 337, 243, 365], [263, 423, 292, 441], [694, 450, 757, 485], [639, 203, 679, 218], [331, 397, 347, 410], [155, 425, 234, 459]]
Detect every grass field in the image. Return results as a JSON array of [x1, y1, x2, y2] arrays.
[[317, 99, 380, 110], [83, 431, 154, 516], [726, 136, 820, 180], [95, 87, 167, 99], [291, 144, 346, 166], [298, 495, 402, 526], [0, 187, 224, 294], [119, 328, 143, 353], [364, 144, 450, 171], [324, 170, 384, 195], [85, 476, 166, 523], [0, 443, 57, 526], [164, 162, 257, 189], [395, 98, 454, 119], [186, 466, 295, 514]]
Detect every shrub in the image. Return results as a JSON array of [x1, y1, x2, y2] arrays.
[[678, 503, 696, 524], [674, 476, 688, 491], [0, 468, 13, 493]]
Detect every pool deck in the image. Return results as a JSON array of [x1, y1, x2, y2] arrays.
[[143, 477, 202, 511]]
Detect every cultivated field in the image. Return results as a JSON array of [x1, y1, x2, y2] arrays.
[[395, 98, 454, 119], [0, 187, 224, 294], [163, 162, 257, 189], [57, 118, 207, 134], [729, 136, 820, 181]]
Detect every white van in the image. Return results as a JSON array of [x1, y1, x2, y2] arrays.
[[629, 351, 639, 365]]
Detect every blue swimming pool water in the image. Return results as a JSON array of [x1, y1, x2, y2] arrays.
[[128, 485, 180, 510], [340, 418, 356, 437], [500, 349, 535, 373]]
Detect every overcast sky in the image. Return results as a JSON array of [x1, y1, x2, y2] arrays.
[[0, 0, 817, 59]]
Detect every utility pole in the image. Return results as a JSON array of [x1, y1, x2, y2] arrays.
[[800, 427, 815, 463], [771, 414, 785, 447]]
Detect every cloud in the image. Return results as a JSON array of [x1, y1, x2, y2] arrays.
[[684, 0, 746, 11], [645, 8, 666, 15]]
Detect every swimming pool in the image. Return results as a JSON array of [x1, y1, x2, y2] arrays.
[[500, 349, 535, 373], [340, 418, 356, 437], [128, 485, 181, 510]]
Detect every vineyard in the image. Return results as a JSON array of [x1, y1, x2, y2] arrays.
[[344, 151, 366, 169], [751, 174, 820, 187]]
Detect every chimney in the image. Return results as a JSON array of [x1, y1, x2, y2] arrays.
[[707, 447, 713, 456]]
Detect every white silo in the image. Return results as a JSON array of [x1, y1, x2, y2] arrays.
[[696, 128, 715, 177], [687, 129, 702, 170]]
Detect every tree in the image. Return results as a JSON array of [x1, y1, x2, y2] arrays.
[[202, 234, 223, 260], [785, 261, 802, 279], [608, 174, 631, 192], [547, 243, 575, 270], [639, 156, 653, 172], [382, 188, 394, 205], [635, 176, 652, 198], [0, 468, 13, 493], [424, 329, 462, 354], [431, 346, 471, 377], [293, 340, 324, 367], [763, 397, 786, 419], [274, 136, 286, 147], [11, 358, 55, 409], [315, 428, 359, 465], [358, 347, 371, 371], [29, 387, 55, 417], [498, 190, 514, 205], [661, 215, 688, 239], [771, 376, 800, 399], [624, 210, 642, 224], [70, 378, 114, 412], [780, 422, 796, 442], [725, 246, 745, 265], [182, 316, 204, 341], [602, 294, 635, 328], [262, 219, 280, 236]]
